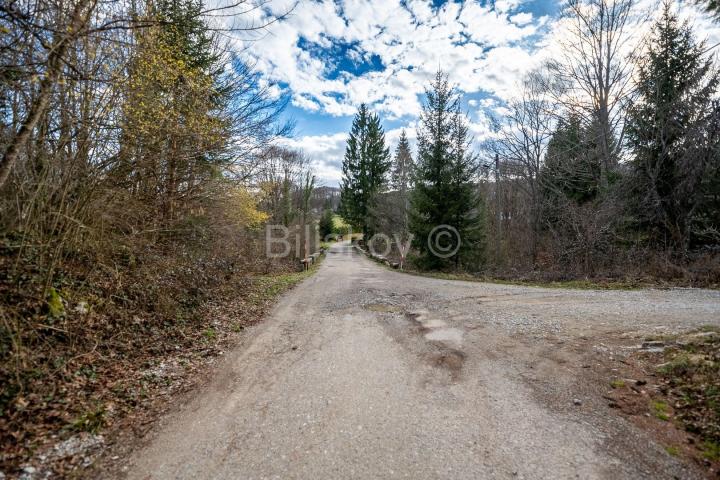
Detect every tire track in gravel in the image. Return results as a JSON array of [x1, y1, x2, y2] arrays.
[[116, 241, 720, 480]]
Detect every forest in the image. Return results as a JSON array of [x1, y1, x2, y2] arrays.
[[340, 1, 720, 283], [1, 0, 720, 476], [0, 0, 322, 473]]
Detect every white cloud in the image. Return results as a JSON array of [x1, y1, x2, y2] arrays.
[[292, 94, 321, 111], [279, 133, 348, 185], [510, 12, 534, 25], [277, 125, 423, 186], [224, 0, 547, 119], [212, 0, 720, 185], [218, 0, 720, 121]]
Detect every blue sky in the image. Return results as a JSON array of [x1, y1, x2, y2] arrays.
[[229, 0, 720, 186]]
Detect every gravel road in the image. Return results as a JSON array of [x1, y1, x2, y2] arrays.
[[122, 241, 720, 480]]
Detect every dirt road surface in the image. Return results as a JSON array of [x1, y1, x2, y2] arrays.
[[121, 241, 720, 479]]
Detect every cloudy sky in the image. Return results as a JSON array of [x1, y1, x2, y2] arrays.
[[227, 0, 720, 186]]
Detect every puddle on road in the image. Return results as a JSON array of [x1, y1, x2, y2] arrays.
[[421, 319, 447, 329], [430, 349, 466, 379], [370, 309, 469, 381], [424, 327, 464, 347], [404, 311, 467, 378]]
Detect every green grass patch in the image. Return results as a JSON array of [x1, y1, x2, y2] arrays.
[[658, 353, 693, 376], [487, 278, 642, 290], [651, 329, 720, 453], [610, 379, 626, 389], [252, 254, 324, 301], [703, 441, 720, 461], [665, 445, 680, 457], [652, 400, 670, 421], [69, 405, 106, 433]]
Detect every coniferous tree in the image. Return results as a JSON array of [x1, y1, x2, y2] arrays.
[[155, 0, 219, 71], [390, 130, 414, 237], [391, 130, 414, 191], [119, 0, 231, 223], [319, 203, 335, 239], [625, 3, 720, 250], [340, 104, 391, 238], [410, 71, 486, 270], [539, 114, 612, 272], [542, 115, 603, 205]]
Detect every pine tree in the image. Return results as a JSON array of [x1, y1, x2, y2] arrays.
[[391, 130, 414, 191], [340, 104, 391, 238], [319, 203, 335, 239], [625, 3, 720, 250], [154, 0, 218, 71], [153, 0, 227, 113], [390, 130, 414, 237], [118, 0, 231, 223], [410, 71, 486, 270], [542, 114, 603, 205]]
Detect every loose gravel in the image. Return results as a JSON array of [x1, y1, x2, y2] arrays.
[[117, 242, 720, 480]]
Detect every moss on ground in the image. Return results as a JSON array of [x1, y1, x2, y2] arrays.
[[253, 253, 323, 300], [610, 379, 626, 389], [654, 328, 720, 444]]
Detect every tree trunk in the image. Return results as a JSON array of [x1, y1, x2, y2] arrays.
[[0, 0, 91, 189]]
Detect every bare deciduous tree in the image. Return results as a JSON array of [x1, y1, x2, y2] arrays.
[[546, 0, 638, 181], [496, 70, 556, 264]]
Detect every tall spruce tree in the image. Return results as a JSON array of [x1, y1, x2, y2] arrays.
[[340, 104, 391, 238], [155, 0, 219, 71], [391, 130, 414, 236], [410, 71, 486, 270], [319, 201, 335, 239], [391, 130, 414, 191], [121, 0, 229, 222], [542, 114, 603, 206], [625, 3, 720, 250]]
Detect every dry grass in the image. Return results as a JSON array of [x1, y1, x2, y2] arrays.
[[0, 227, 308, 475]]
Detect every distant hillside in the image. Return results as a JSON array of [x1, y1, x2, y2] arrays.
[[312, 186, 341, 212]]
